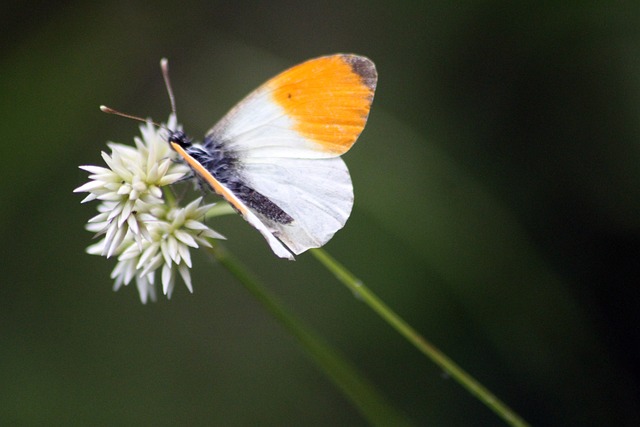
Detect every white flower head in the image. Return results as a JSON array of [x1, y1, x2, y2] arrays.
[[76, 116, 225, 303]]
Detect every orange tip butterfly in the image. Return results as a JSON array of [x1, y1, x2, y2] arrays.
[[101, 54, 377, 260]]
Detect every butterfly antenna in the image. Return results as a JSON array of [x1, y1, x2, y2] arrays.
[[160, 58, 177, 117], [99, 105, 163, 128]]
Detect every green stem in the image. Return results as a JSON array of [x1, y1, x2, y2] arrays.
[[206, 243, 412, 427], [310, 248, 530, 427]]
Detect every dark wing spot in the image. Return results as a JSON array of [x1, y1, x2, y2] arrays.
[[236, 187, 294, 224], [343, 55, 378, 91]]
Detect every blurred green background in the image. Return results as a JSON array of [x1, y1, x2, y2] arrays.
[[2, 1, 639, 425]]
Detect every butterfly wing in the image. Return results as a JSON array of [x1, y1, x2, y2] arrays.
[[203, 54, 377, 258], [209, 54, 377, 159], [236, 155, 353, 255]]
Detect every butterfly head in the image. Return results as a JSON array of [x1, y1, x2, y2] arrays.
[[167, 130, 192, 149]]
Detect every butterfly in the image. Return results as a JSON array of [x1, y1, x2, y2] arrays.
[[102, 54, 377, 260]]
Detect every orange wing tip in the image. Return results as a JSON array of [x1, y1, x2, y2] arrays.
[[268, 54, 378, 155]]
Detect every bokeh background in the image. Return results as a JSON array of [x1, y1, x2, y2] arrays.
[[2, 1, 639, 425]]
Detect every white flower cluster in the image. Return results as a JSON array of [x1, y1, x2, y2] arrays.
[[75, 116, 224, 303]]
